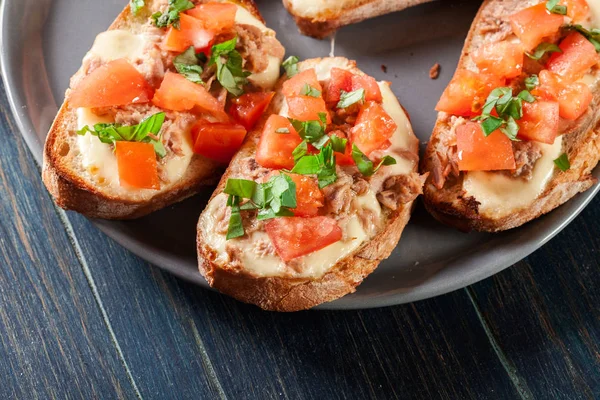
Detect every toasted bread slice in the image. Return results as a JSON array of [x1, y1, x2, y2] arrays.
[[197, 57, 422, 311], [43, 0, 282, 219], [421, 0, 600, 232], [282, 0, 434, 39]]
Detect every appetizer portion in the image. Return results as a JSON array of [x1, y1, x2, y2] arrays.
[[197, 57, 422, 311], [423, 0, 600, 232], [282, 0, 434, 39], [43, 0, 284, 219]]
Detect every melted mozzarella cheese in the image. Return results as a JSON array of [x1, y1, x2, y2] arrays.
[[248, 56, 281, 89], [286, 0, 361, 17], [88, 30, 145, 62], [463, 137, 563, 219], [234, 5, 269, 32], [587, 0, 600, 26]]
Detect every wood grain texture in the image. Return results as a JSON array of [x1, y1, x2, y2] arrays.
[[0, 88, 138, 399], [469, 201, 600, 399]]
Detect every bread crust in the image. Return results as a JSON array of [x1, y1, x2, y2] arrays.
[[282, 0, 433, 39], [197, 57, 419, 311], [421, 0, 600, 232], [42, 0, 262, 220]]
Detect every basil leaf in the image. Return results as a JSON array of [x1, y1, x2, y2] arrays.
[[301, 84, 322, 98], [312, 135, 331, 150], [316, 144, 337, 188], [351, 145, 396, 177], [208, 37, 251, 96], [224, 179, 257, 199], [546, 0, 567, 14], [226, 195, 245, 240], [518, 90, 535, 103], [291, 154, 321, 175], [152, 0, 194, 29], [526, 42, 563, 60], [329, 134, 348, 154], [130, 0, 145, 14], [174, 46, 204, 83], [568, 25, 600, 52], [282, 56, 299, 77], [481, 116, 504, 136], [500, 117, 520, 141], [289, 119, 326, 144], [337, 89, 365, 109], [292, 141, 308, 163], [474, 87, 532, 141], [525, 75, 540, 91], [318, 112, 328, 125], [554, 153, 571, 171]]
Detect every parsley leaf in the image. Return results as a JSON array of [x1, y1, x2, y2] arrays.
[[151, 0, 194, 29], [525, 75, 540, 91], [474, 87, 534, 140], [77, 112, 167, 158], [526, 42, 563, 60], [337, 89, 365, 109], [208, 37, 251, 96], [130, 0, 145, 14], [546, 0, 567, 15], [291, 142, 338, 189], [174, 46, 204, 83], [282, 56, 299, 77], [289, 118, 327, 147], [351, 145, 396, 177], [567, 25, 600, 51], [554, 153, 571, 171], [300, 83, 322, 98]]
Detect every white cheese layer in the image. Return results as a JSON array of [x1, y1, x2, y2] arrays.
[[463, 137, 563, 219], [234, 5, 269, 32], [286, 0, 361, 18], [88, 30, 145, 62], [586, 0, 600, 26], [248, 56, 281, 90]]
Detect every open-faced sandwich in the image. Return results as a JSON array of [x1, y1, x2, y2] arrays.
[[422, 0, 600, 232], [43, 0, 284, 219], [197, 57, 423, 311], [282, 0, 434, 39]]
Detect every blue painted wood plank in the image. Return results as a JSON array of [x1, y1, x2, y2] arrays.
[[469, 200, 600, 399], [0, 91, 138, 398]]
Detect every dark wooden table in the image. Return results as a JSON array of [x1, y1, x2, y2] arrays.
[[1, 79, 599, 399]]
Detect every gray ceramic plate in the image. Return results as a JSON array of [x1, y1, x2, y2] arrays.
[[1, 0, 598, 309]]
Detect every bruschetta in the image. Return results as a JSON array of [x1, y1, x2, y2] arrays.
[[197, 57, 423, 311], [282, 0, 434, 39], [43, 0, 284, 219], [422, 0, 600, 232]]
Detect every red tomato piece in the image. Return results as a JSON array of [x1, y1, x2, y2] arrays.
[[163, 14, 214, 53], [351, 74, 382, 102], [330, 133, 354, 166], [282, 69, 323, 98], [229, 92, 275, 130], [265, 217, 343, 261], [518, 101, 560, 144], [547, 32, 600, 82], [264, 171, 324, 217], [325, 67, 353, 104], [562, 0, 590, 21], [537, 70, 593, 120], [435, 69, 505, 117], [350, 101, 397, 156], [456, 122, 516, 171], [472, 41, 524, 79], [153, 72, 228, 121], [186, 2, 237, 32], [286, 96, 331, 123], [255, 114, 303, 169], [115, 141, 160, 190], [509, 3, 564, 50], [191, 120, 247, 163], [69, 59, 153, 108]]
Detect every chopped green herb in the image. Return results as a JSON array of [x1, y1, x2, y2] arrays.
[[337, 89, 365, 109], [525, 75, 540, 91], [174, 46, 204, 83], [282, 56, 299, 77], [77, 112, 167, 157], [554, 153, 571, 171], [300, 83, 322, 98], [546, 0, 567, 15], [526, 42, 563, 60], [291, 142, 337, 188], [151, 0, 194, 29], [130, 0, 145, 14], [292, 141, 308, 163], [208, 37, 251, 96], [351, 145, 396, 177], [567, 25, 600, 51], [473, 87, 534, 140], [329, 134, 348, 154], [289, 118, 327, 146]]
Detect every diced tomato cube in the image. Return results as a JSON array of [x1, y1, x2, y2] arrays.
[[351, 74, 382, 102], [325, 68, 353, 104], [472, 41, 524, 79], [153, 72, 228, 121], [562, 0, 590, 21], [282, 69, 323, 98], [456, 122, 516, 171], [265, 217, 343, 261], [229, 92, 275, 130], [191, 120, 247, 163], [186, 2, 237, 32], [518, 101, 560, 144], [537, 70, 593, 120], [115, 141, 160, 190], [547, 32, 600, 82], [255, 114, 303, 169], [286, 96, 331, 123], [509, 3, 564, 50], [435, 69, 505, 117], [163, 14, 214, 53], [330, 132, 354, 166], [264, 171, 324, 217], [350, 101, 397, 156], [69, 59, 153, 108]]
